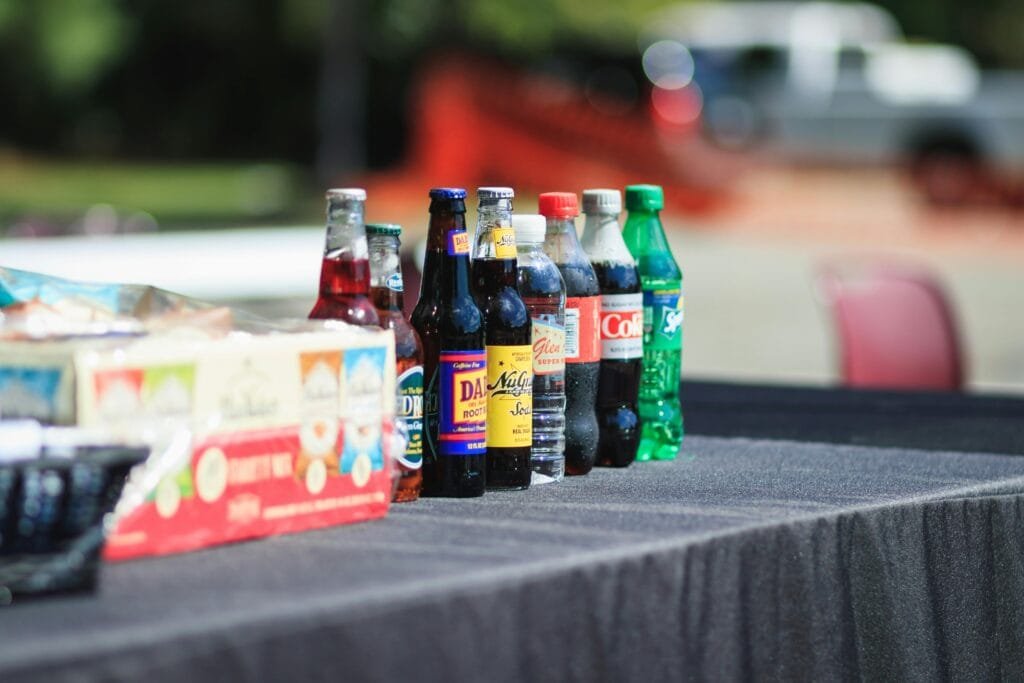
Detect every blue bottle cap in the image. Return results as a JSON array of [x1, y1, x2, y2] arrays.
[[429, 187, 467, 200]]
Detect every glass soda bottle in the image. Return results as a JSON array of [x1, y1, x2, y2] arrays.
[[622, 184, 684, 461], [471, 188, 532, 490], [308, 188, 380, 327], [367, 223, 423, 502], [411, 188, 487, 497], [511, 214, 566, 483], [581, 189, 642, 467], [538, 192, 599, 475]]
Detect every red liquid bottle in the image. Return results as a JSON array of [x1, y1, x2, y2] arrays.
[[309, 188, 380, 327]]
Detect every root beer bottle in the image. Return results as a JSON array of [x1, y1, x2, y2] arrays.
[[539, 192, 600, 475], [471, 187, 532, 490], [367, 223, 423, 502], [412, 188, 486, 497]]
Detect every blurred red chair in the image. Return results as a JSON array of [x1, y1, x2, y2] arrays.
[[816, 260, 965, 391]]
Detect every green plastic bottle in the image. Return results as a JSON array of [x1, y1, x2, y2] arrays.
[[622, 185, 683, 461]]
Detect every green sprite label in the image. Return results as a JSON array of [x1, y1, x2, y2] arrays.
[[642, 283, 683, 351], [397, 365, 423, 469]]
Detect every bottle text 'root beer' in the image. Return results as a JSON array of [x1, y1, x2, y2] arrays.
[[412, 188, 486, 497]]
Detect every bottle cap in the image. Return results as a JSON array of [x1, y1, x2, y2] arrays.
[[538, 192, 579, 219], [625, 184, 664, 211], [429, 187, 467, 200], [365, 223, 402, 236], [511, 214, 546, 244], [582, 189, 622, 215], [477, 187, 515, 200], [326, 188, 366, 201]]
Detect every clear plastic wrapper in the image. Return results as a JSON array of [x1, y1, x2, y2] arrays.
[[0, 267, 398, 560]]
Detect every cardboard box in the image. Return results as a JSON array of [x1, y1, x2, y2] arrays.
[[0, 327, 396, 559]]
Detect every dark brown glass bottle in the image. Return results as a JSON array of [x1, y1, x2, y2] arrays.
[[471, 187, 532, 490], [367, 223, 423, 502], [411, 188, 486, 497]]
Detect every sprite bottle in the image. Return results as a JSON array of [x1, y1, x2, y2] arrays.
[[622, 185, 683, 461]]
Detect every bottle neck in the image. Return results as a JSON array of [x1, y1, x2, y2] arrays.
[[368, 234, 403, 312], [543, 216, 584, 264], [474, 199, 516, 284], [423, 201, 471, 299], [622, 208, 670, 254], [323, 197, 368, 260], [581, 212, 632, 263]]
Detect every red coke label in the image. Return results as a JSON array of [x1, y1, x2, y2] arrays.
[[565, 296, 600, 364], [599, 292, 643, 360]]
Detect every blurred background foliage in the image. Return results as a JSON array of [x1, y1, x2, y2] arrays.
[[3, 0, 1023, 165]]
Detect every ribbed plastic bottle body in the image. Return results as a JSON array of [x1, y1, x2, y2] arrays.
[[622, 208, 684, 462], [516, 244, 566, 483]]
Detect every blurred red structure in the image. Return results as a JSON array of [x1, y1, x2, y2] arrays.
[[817, 260, 965, 391], [360, 54, 732, 215]]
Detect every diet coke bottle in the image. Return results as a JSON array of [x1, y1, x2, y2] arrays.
[[581, 189, 642, 467]]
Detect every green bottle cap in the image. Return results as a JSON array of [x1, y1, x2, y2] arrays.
[[625, 184, 664, 211], [365, 223, 402, 236]]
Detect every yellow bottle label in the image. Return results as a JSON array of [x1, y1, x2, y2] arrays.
[[485, 345, 533, 448], [492, 227, 517, 259]]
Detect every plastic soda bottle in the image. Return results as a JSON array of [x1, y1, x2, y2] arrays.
[[367, 223, 423, 502], [511, 213, 566, 483], [581, 189, 642, 467], [538, 192, 600, 475], [471, 187, 532, 490], [309, 188, 380, 327], [622, 184, 684, 460], [411, 188, 486, 497]]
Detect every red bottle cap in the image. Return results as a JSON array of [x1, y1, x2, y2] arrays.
[[538, 192, 579, 219]]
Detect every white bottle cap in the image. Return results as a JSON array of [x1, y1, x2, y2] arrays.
[[511, 214, 546, 244], [326, 188, 367, 201], [582, 189, 622, 215]]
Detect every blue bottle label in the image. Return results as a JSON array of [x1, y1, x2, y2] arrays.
[[438, 350, 486, 456]]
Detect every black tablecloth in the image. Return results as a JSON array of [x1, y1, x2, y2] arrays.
[[3, 433, 1024, 681], [684, 379, 1024, 455]]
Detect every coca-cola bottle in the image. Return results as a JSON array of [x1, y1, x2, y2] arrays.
[[581, 189, 642, 467], [538, 192, 599, 475], [309, 188, 380, 327]]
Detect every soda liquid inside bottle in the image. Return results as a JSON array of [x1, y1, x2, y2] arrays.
[[471, 188, 532, 490], [411, 189, 487, 497], [309, 188, 380, 327], [582, 189, 643, 467], [367, 223, 424, 502], [512, 214, 566, 483], [622, 184, 684, 461], [539, 192, 600, 475]]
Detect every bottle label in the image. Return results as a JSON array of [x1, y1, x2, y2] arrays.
[[438, 350, 487, 456], [386, 272, 404, 292], [492, 227, 517, 259], [564, 296, 600, 363], [531, 317, 566, 375], [643, 288, 684, 351], [447, 230, 470, 256], [485, 345, 533, 448], [397, 365, 423, 469], [599, 292, 643, 359]]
